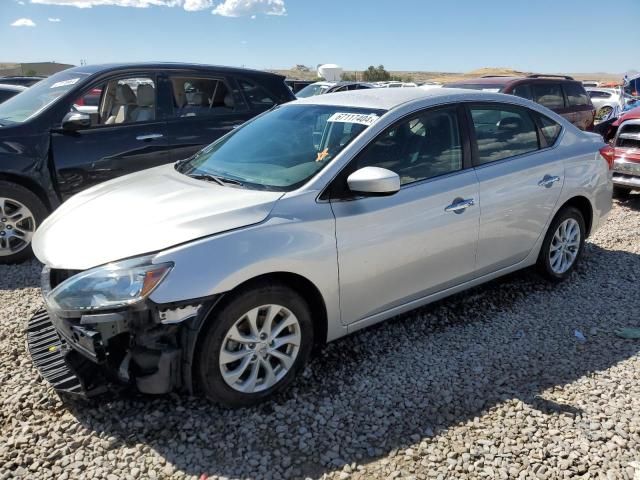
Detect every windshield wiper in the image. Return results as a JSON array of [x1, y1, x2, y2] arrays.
[[189, 173, 244, 187]]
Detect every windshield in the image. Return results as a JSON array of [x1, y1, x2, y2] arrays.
[[0, 70, 90, 124], [296, 83, 332, 98], [177, 104, 384, 191], [444, 83, 505, 93]]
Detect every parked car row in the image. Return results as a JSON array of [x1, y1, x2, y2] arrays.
[[444, 74, 596, 131], [0, 83, 27, 104]]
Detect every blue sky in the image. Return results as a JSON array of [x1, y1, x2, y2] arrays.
[[1, 0, 638, 73]]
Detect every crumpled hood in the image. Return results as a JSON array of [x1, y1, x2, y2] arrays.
[[33, 164, 284, 269]]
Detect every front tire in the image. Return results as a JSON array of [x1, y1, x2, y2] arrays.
[[537, 206, 586, 281], [196, 283, 313, 407], [0, 181, 48, 264]]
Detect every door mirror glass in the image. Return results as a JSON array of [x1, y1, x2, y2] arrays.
[[62, 111, 91, 131], [347, 166, 400, 196]]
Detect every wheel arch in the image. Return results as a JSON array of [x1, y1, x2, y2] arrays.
[[214, 272, 329, 347], [560, 195, 593, 237], [184, 271, 329, 394], [0, 172, 53, 211]]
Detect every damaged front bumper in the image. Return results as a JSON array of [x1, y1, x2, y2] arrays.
[[27, 267, 216, 398]]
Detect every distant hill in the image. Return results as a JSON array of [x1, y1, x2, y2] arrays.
[[270, 66, 624, 84]]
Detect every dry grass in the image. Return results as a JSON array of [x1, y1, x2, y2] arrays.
[[269, 67, 623, 84]]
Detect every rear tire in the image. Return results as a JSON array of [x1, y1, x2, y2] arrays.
[[196, 283, 313, 407], [537, 206, 586, 281], [0, 181, 48, 264]]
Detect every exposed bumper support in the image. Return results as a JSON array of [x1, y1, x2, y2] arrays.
[[26, 308, 108, 397]]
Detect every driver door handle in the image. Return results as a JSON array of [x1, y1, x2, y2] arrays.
[[444, 198, 475, 213], [538, 175, 560, 188], [136, 133, 164, 141]]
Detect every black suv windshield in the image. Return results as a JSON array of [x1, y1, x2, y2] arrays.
[[177, 104, 384, 191], [0, 71, 90, 124]]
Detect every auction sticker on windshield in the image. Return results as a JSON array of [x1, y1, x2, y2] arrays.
[[328, 112, 379, 126]]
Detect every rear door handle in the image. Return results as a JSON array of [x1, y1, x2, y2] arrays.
[[538, 175, 560, 188], [136, 133, 164, 141], [444, 198, 475, 214]]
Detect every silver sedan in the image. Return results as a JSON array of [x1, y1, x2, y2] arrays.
[[28, 88, 612, 406]]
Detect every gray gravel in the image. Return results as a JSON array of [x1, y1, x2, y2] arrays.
[[1, 196, 640, 480]]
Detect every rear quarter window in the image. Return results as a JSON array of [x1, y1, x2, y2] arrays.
[[564, 83, 591, 107], [239, 79, 277, 109], [532, 84, 565, 110], [537, 114, 562, 145]]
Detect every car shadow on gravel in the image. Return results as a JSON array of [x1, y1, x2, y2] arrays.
[[0, 259, 42, 290], [64, 243, 640, 480], [615, 191, 640, 210]]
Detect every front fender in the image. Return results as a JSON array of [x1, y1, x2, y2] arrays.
[[0, 127, 58, 207], [149, 193, 341, 334]]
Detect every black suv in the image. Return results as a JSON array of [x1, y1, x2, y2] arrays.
[[445, 74, 596, 131], [0, 63, 294, 263]]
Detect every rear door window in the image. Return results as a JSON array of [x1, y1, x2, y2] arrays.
[[169, 76, 237, 118], [532, 84, 565, 109], [563, 83, 590, 106], [469, 105, 539, 165]]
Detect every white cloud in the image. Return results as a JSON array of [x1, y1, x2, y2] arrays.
[[18, 1, 26, 4], [48, 17, 62, 21], [30, 0, 212, 10], [11, 17, 36, 26], [27, 0, 285, 15], [212, 0, 285, 17], [183, 0, 212, 10]]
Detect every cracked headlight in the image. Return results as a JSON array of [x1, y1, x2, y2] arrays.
[[47, 255, 173, 312]]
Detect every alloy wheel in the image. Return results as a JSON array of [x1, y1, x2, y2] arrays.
[[549, 218, 581, 274], [219, 304, 301, 393], [0, 197, 36, 257]]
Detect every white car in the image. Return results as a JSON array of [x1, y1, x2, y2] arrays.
[[295, 81, 336, 98], [586, 87, 623, 121]]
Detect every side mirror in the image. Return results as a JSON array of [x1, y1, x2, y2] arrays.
[[347, 166, 400, 196], [62, 111, 91, 131]]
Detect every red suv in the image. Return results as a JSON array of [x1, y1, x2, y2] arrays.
[[445, 74, 596, 131]]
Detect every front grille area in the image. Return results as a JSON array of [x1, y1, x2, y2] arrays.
[[26, 308, 108, 397], [26, 308, 84, 394]]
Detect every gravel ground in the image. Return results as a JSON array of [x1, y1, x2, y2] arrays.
[[1, 196, 640, 480]]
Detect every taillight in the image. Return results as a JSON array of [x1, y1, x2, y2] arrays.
[[75, 96, 85, 106], [599, 145, 615, 169]]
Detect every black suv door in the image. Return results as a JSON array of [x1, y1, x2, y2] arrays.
[[50, 72, 170, 200], [162, 72, 252, 162]]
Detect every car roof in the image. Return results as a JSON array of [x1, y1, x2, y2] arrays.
[[293, 87, 522, 110], [0, 83, 28, 91], [446, 76, 580, 86], [586, 87, 617, 93], [62, 62, 285, 78]]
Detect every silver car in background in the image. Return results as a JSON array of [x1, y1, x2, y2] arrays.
[[27, 88, 612, 407]]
